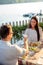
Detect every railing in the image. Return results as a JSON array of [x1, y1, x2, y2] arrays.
[[1, 19, 30, 26]]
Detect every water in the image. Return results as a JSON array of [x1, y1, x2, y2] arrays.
[[0, 2, 43, 25]]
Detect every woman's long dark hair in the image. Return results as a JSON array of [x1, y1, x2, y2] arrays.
[[29, 16, 40, 41]]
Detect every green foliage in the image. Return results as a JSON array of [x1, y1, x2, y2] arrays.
[[12, 25, 27, 40], [39, 22, 43, 30]]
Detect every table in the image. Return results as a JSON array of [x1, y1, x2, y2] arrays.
[[18, 42, 43, 65], [18, 57, 43, 65]]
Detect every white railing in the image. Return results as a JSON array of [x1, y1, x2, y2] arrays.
[[1, 19, 30, 26]]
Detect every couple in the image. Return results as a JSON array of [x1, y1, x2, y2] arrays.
[[0, 16, 42, 65]]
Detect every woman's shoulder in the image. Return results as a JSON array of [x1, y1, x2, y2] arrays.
[[24, 28, 31, 34]]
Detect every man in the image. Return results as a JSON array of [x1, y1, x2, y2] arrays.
[[0, 25, 28, 65]]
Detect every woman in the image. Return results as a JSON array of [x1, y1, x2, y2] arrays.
[[24, 16, 42, 43]]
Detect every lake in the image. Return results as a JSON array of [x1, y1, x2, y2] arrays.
[[0, 2, 43, 25]]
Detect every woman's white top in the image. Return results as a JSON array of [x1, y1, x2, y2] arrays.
[[24, 27, 42, 43], [0, 40, 26, 65]]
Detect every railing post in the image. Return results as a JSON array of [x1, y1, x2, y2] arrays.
[[9, 22, 11, 25], [25, 20, 27, 25], [2, 23, 4, 26], [22, 20, 24, 26], [19, 21, 21, 26], [5, 23, 8, 25], [28, 19, 30, 24], [16, 21, 18, 26], [13, 21, 15, 26]]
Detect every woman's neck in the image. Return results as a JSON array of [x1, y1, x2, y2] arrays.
[[31, 27, 35, 30]]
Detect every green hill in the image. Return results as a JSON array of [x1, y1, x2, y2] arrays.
[[0, 0, 43, 4]]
